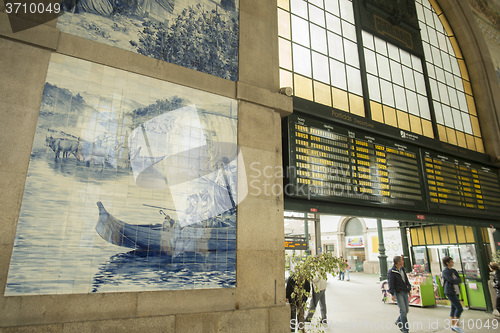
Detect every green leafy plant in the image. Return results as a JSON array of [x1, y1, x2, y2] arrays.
[[287, 252, 345, 333]]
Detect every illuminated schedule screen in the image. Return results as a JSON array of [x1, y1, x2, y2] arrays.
[[423, 150, 500, 217], [286, 114, 426, 211]]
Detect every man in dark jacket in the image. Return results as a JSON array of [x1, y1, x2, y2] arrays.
[[388, 255, 411, 333]]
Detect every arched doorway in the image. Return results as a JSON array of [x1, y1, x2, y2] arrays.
[[344, 218, 366, 272]]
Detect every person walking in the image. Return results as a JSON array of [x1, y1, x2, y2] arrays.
[[338, 257, 345, 280], [305, 274, 327, 324], [490, 262, 500, 317], [388, 255, 411, 333], [442, 256, 465, 333], [286, 272, 310, 332], [345, 259, 351, 281]]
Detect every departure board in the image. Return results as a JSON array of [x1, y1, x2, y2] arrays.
[[286, 115, 426, 211], [285, 237, 308, 250], [422, 150, 500, 217]]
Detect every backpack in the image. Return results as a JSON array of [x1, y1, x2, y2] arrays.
[[439, 272, 445, 286]]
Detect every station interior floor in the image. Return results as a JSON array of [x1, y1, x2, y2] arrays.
[[291, 273, 498, 333]]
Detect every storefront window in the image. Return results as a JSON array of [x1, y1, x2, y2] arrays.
[[412, 246, 430, 273], [460, 244, 480, 279]]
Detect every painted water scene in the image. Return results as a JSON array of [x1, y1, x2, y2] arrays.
[[5, 53, 240, 295], [57, 0, 239, 81]]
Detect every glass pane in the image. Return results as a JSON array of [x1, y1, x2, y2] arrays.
[[367, 74, 381, 102], [339, 0, 354, 23], [374, 36, 388, 56], [420, 22, 429, 42], [400, 49, 412, 67], [413, 246, 430, 273], [280, 69, 293, 88], [445, 70, 454, 88], [402, 66, 415, 91], [291, 0, 308, 18], [426, 62, 435, 79], [460, 244, 480, 279], [390, 60, 403, 86], [431, 46, 443, 68], [442, 104, 453, 127], [448, 86, 459, 109], [376, 54, 391, 81], [438, 33, 449, 53], [314, 80, 332, 106], [364, 48, 377, 75], [328, 32, 344, 61], [362, 30, 374, 50], [450, 56, 461, 76], [447, 225, 458, 243], [346, 66, 362, 95], [293, 44, 312, 77], [424, 7, 435, 28], [457, 91, 467, 112], [461, 113, 473, 134], [442, 52, 452, 72], [452, 108, 463, 131], [294, 74, 313, 100], [435, 66, 445, 83], [309, 4, 326, 27], [330, 59, 347, 90], [454, 75, 464, 93], [278, 9, 291, 39], [406, 90, 419, 116], [309, 0, 324, 8], [326, 12, 341, 34], [418, 94, 431, 120], [438, 82, 449, 104], [411, 54, 423, 73], [394, 85, 407, 111], [429, 78, 440, 99], [291, 15, 310, 47], [279, 38, 292, 70], [380, 79, 395, 107], [387, 43, 400, 61], [312, 52, 330, 84], [325, 0, 340, 16], [448, 246, 462, 274], [310, 24, 328, 54], [434, 101, 444, 124], [278, 0, 289, 10], [341, 20, 357, 42], [344, 39, 359, 68], [428, 27, 438, 46]]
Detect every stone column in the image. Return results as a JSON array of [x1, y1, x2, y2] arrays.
[[377, 219, 388, 281]]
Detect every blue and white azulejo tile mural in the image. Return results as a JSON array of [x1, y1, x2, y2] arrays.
[[57, 0, 239, 81], [5, 53, 240, 295]]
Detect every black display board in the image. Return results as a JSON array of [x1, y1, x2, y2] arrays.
[[422, 150, 500, 217], [284, 114, 500, 219], [285, 114, 426, 211]]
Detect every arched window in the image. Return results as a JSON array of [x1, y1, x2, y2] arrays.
[[345, 217, 363, 236], [278, 0, 484, 152]]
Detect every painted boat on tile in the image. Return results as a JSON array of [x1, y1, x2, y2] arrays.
[[96, 201, 236, 254]]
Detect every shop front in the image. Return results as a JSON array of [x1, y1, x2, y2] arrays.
[[408, 225, 492, 310]]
